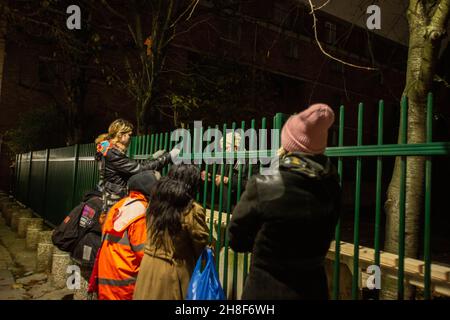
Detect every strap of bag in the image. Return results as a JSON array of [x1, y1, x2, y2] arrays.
[[100, 156, 108, 215]]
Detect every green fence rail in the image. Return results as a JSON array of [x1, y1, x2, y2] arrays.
[[12, 93, 450, 300]]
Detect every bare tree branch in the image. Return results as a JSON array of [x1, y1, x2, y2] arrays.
[[434, 74, 450, 88], [307, 0, 378, 71], [170, 0, 200, 28]]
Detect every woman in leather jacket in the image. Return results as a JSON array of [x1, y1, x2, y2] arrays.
[[95, 119, 178, 211]]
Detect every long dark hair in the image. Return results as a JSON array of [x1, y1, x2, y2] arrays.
[[148, 164, 201, 239]]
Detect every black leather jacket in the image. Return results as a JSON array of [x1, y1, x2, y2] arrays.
[[97, 147, 171, 196]]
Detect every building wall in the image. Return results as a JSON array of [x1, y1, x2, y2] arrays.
[[0, 17, 11, 191], [298, 0, 410, 46], [173, 1, 406, 138], [0, 1, 411, 162]]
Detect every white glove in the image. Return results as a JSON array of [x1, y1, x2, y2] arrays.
[[169, 147, 181, 163], [152, 149, 166, 159]]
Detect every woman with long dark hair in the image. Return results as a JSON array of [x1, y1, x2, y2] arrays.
[[133, 164, 212, 300]]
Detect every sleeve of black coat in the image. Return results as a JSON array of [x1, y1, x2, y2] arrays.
[[228, 176, 260, 252], [108, 150, 172, 176], [108, 150, 143, 175], [229, 163, 255, 194], [140, 151, 172, 171]]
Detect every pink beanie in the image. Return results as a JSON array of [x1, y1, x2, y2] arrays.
[[281, 103, 335, 154]]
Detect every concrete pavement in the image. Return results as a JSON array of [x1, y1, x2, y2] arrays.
[[0, 215, 73, 300]]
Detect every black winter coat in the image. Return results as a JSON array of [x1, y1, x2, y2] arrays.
[[96, 146, 171, 197], [228, 152, 341, 300]]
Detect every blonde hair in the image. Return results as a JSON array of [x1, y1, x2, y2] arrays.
[[95, 133, 108, 144], [107, 119, 134, 144], [219, 132, 242, 151]]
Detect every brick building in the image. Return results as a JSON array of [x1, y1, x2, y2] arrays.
[[0, 1, 416, 190]]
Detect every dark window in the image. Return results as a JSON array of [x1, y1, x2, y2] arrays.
[[285, 40, 299, 59], [221, 0, 241, 12], [273, 2, 287, 25], [38, 57, 57, 84], [330, 61, 344, 74], [273, 3, 297, 30], [224, 18, 241, 44]]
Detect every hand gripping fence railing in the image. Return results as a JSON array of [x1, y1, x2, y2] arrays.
[[12, 93, 450, 300]]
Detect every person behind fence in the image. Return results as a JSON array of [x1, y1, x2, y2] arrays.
[[133, 164, 213, 300], [201, 132, 256, 212], [93, 170, 159, 300], [95, 119, 179, 214], [228, 103, 341, 300]]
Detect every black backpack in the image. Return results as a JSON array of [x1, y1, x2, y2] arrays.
[[52, 195, 103, 254], [71, 228, 102, 268]]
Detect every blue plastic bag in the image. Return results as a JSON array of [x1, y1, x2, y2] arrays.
[[186, 247, 226, 300]]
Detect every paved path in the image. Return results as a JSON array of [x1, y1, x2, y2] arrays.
[[0, 216, 72, 300]]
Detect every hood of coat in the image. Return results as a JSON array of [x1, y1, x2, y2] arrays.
[[127, 171, 159, 199], [280, 152, 337, 180]]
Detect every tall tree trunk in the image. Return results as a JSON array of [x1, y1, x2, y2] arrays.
[[383, 0, 449, 300], [65, 70, 88, 145], [66, 99, 84, 145], [136, 99, 150, 135]]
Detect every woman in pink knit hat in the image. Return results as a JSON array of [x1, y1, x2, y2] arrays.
[[228, 103, 341, 300]]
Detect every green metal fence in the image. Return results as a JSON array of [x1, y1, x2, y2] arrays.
[[13, 93, 450, 300]]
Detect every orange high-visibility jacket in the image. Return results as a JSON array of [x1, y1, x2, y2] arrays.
[[98, 191, 148, 300]]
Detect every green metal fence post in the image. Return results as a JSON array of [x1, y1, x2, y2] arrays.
[[222, 122, 237, 296], [196, 128, 203, 203], [332, 105, 345, 300], [352, 103, 364, 300], [231, 120, 246, 300], [150, 134, 155, 155], [374, 101, 384, 268], [202, 127, 211, 211], [163, 132, 169, 176], [26, 151, 33, 205], [208, 125, 219, 244], [215, 123, 227, 270], [145, 134, 151, 154], [41, 149, 50, 216]]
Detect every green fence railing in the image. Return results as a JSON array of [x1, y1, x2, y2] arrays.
[[12, 93, 450, 300]]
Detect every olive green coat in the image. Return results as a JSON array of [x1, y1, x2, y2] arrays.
[[133, 201, 210, 300]]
